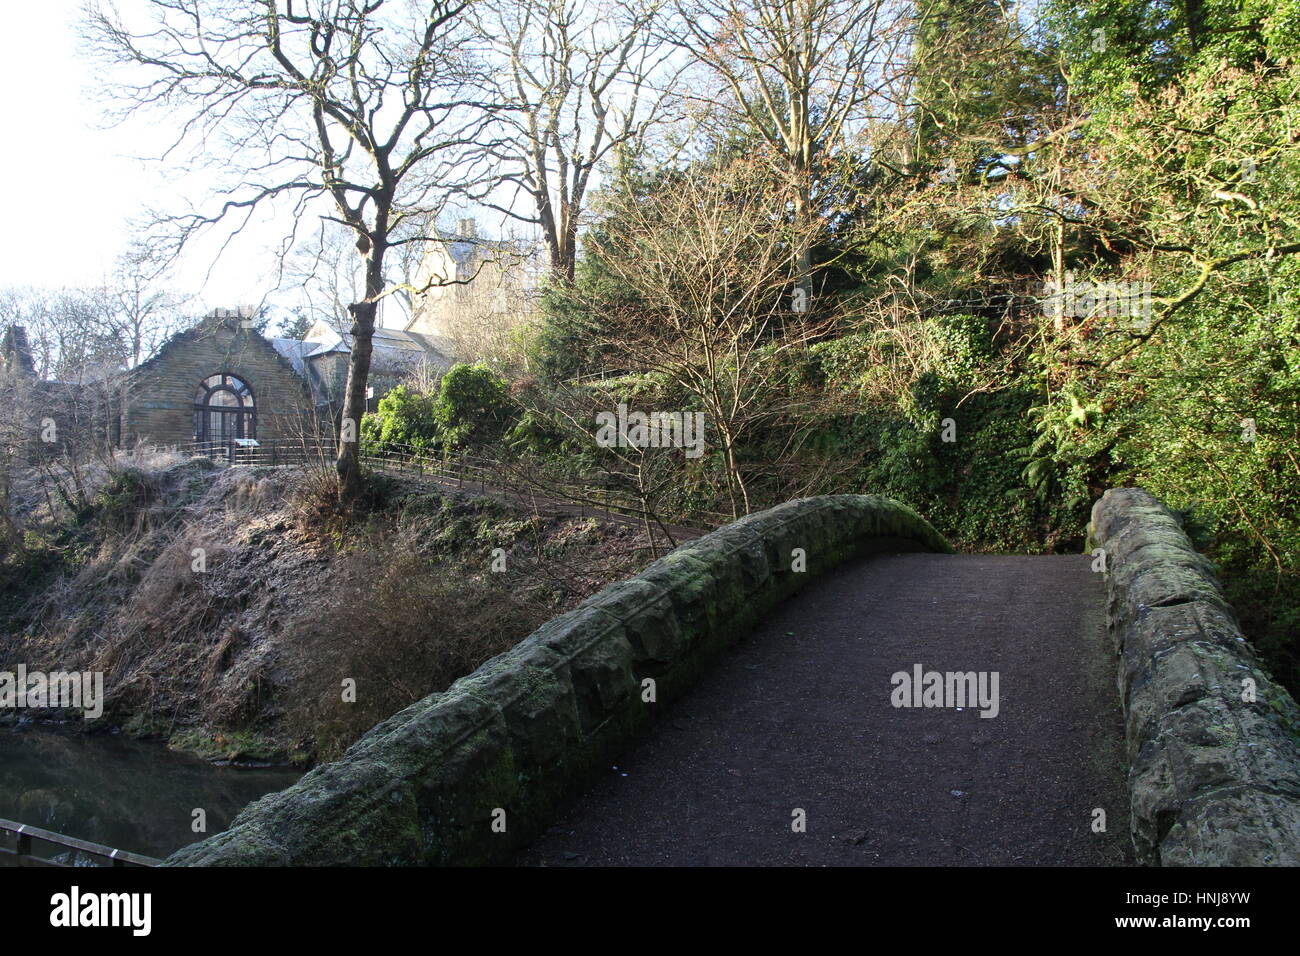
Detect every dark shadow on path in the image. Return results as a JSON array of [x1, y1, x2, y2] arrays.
[[515, 552, 1133, 866]]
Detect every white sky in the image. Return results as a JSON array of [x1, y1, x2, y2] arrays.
[[0, 0, 287, 308], [0, 0, 443, 326], [1, 0, 139, 287], [0, 1, 626, 328]]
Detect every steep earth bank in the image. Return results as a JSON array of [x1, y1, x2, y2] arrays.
[[0, 455, 664, 765]]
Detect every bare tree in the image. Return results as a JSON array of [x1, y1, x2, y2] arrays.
[[284, 207, 441, 335], [102, 241, 190, 369], [471, 0, 677, 283], [504, 375, 688, 552], [2, 287, 123, 383], [85, 0, 502, 501], [0, 334, 42, 548], [669, 0, 909, 299], [575, 158, 831, 517], [283, 222, 361, 335]]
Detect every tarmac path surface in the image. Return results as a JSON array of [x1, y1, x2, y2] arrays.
[[515, 552, 1134, 866]]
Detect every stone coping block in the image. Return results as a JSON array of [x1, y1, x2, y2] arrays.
[[1089, 488, 1300, 866], [166, 494, 951, 866]]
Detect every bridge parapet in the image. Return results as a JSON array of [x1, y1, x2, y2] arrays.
[[166, 494, 950, 866], [1089, 488, 1300, 866]]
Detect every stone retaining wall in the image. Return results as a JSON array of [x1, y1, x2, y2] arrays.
[[1088, 488, 1300, 865], [167, 494, 952, 866]]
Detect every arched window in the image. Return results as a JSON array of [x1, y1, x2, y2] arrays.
[[194, 373, 255, 447]]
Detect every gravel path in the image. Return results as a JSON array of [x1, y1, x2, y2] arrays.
[[515, 552, 1133, 866]]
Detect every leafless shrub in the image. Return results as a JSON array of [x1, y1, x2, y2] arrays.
[[286, 464, 350, 533], [278, 531, 546, 761]]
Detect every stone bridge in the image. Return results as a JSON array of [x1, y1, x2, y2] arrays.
[[167, 491, 1300, 867]]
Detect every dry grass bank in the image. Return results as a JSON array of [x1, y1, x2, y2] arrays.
[[0, 451, 660, 764]]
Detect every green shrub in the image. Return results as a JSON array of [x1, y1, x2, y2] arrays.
[[91, 468, 158, 531], [361, 384, 440, 450], [433, 363, 517, 449], [505, 408, 568, 456]]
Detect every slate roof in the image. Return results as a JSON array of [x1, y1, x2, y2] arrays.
[[268, 337, 321, 377], [268, 337, 334, 404], [303, 326, 455, 369]]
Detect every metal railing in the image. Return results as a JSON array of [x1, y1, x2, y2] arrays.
[[356, 441, 726, 531], [179, 438, 335, 468], [170, 437, 732, 533], [568, 368, 636, 385], [0, 817, 159, 868]]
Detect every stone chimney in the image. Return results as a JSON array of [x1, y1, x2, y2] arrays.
[[456, 218, 477, 239]]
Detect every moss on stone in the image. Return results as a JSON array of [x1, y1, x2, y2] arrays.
[[1092, 487, 1300, 866], [165, 493, 952, 867]]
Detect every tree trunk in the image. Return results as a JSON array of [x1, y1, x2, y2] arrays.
[[636, 462, 659, 559], [335, 251, 385, 504], [547, 213, 579, 285], [793, 175, 814, 321]]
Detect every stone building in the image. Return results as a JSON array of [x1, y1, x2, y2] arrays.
[[121, 310, 320, 449], [404, 219, 542, 362], [294, 320, 456, 414], [4, 219, 536, 457], [118, 309, 455, 452]]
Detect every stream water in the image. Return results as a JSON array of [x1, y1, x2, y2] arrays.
[[0, 724, 301, 862]]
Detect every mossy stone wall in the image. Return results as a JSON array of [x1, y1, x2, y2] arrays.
[[166, 494, 952, 866], [1089, 488, 1300, 866]]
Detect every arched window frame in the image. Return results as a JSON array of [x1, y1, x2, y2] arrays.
[[193, 373, 257, 446]]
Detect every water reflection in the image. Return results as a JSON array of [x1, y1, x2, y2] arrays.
[[0, 725, 301, 861]]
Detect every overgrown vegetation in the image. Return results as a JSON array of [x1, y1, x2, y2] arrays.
[[0, 451, 661, 764], [362, 363, 518, 454], [7, 0, 1298, 751], [494, 0, 1300, 692]]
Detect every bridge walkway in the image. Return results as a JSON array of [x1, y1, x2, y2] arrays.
[[515, 552, 1133, 866]]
